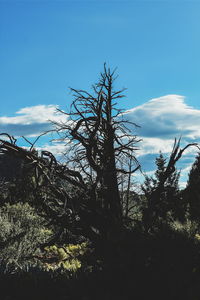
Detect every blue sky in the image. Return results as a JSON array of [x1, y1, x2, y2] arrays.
[[1, 0, 200, 187]]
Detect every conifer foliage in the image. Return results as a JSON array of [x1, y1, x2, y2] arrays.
[[141, 138, 198, 231], [184, 152, 200, 223]]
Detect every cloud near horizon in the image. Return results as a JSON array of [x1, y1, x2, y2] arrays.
[[123, 95, 200, 170], [125, 94, 200, 140], [123, 95, 200, 182], [0, 105, 68, 137], [0, 95, 199, 186]]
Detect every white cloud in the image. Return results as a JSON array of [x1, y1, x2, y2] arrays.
[[0, 105, 67, 125], [35, 142, 68, 157], [137, 137, 175, 156], [122, 95, 200, 174], [121, 95, 200, 184], [0, 105, 68, 137], [125, 95, 200, 140]]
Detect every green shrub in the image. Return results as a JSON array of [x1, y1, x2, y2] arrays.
[[42, 242, 93, 273], [0, 202, 53, 269]]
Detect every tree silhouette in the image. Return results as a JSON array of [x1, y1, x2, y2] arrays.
[[141, 140, 198, 232], [142, 152, 181, 224], [51, 64, 141, 236], [184, 152, 200, 223]]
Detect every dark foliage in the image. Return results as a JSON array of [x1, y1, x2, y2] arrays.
[[141, 152, 186, 227], [184, 152, 200, 224], [141, 139, 198, 233]]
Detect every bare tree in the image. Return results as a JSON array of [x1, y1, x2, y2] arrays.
[[52, 64, 141, 230]]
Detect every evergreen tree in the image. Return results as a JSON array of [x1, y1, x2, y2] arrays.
[[142, 152, 182, 229], [184, 152, 200, 223]]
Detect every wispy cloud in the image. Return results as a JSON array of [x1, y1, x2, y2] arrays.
[[123, 95, 200, 168], [123, 95, 200, 186], [125, 95, 200, 140], [35, 141, 68, 158], [138, 137, 175, 156], [0, 105, 68, 137]]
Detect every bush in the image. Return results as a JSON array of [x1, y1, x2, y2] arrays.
[[41, 242, 93, 274], [0, 202, 53, 270]]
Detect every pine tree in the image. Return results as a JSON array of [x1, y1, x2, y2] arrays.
[[184, 152, 200, 222], [142, 152, 181, 229]]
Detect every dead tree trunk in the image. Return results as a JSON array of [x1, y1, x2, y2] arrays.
[[52, 64, 140, 236]]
